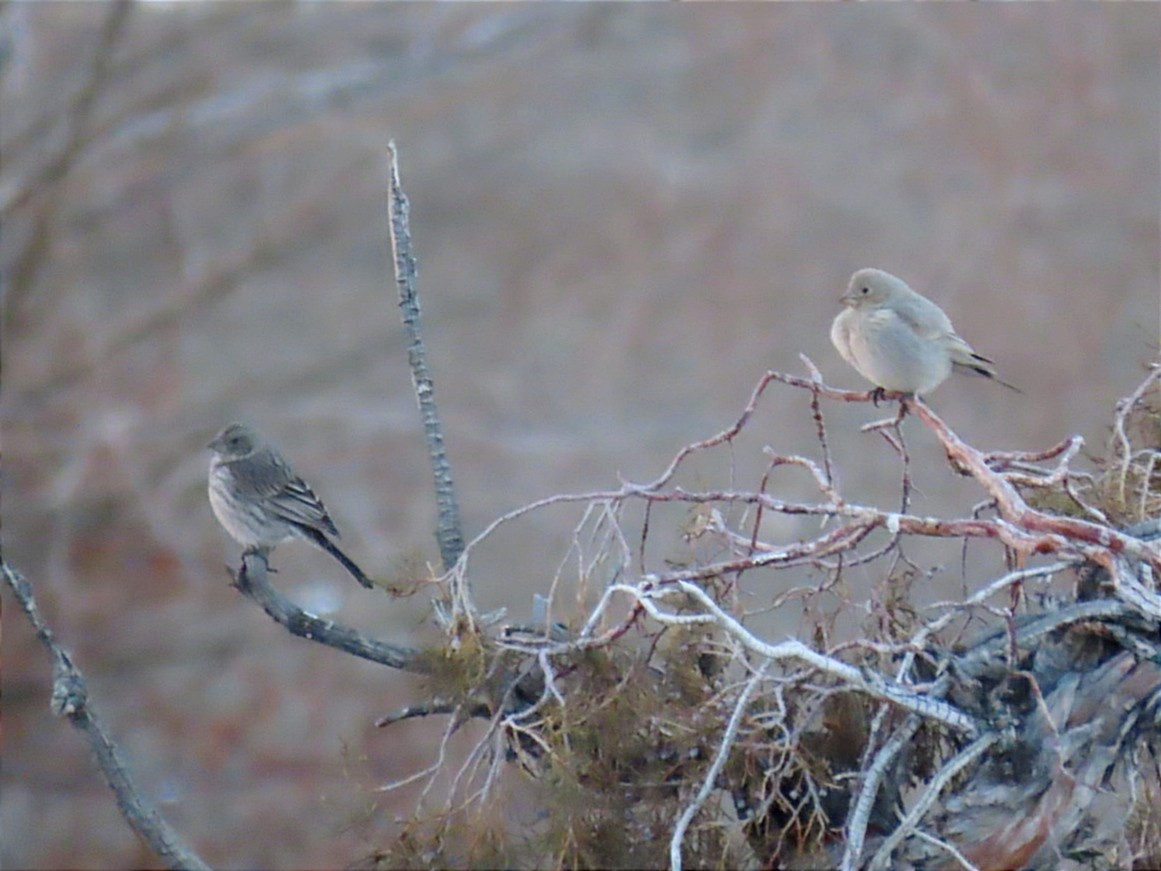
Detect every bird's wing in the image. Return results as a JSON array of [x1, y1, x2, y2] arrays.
[[888, 300, 1001, 372], [225, 448, 293, 497], [268, 477, 341, 537], [227, 450, 340, 536], [944, 332, 993, 369], [888, 295, 954, 342], [864, 306, 924, 343]]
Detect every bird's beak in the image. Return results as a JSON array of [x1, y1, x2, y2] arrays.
[[207, 435, 223, 451], [838, 292, 855, 307]]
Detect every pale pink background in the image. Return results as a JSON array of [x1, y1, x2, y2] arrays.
[[3, 5, 1157, 867]]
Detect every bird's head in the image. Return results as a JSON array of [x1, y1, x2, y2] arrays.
[[840, 268, 907, 309], [208, 422, 258, 459]]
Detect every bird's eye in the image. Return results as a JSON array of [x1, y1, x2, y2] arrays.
[[860, 286, 870, 295]]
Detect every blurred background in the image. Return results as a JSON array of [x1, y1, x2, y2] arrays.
[[2, 4, 1157, 867]]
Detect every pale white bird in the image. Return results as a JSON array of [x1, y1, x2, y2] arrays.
[[829, 268, 1019, 396]]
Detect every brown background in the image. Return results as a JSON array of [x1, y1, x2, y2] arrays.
[[2, 4, 1158, 867]]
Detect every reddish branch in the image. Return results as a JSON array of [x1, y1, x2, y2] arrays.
[[907, 396, 1161, 574]]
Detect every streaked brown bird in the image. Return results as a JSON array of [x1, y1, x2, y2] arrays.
[[207, 422, 372, 589]]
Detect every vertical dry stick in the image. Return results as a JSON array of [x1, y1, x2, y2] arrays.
[[385, 142, 466, 577]]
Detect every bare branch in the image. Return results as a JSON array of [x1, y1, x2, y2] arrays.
[[616, 580, 981, 736], [907, 395, 1161, 574], [1112, 363, 1161, 509], [232, 551, 425, 672], [2, 560, 211, 871], [671, 661, 770, 871], [299, 356, 1161, 871], [386, 141, 466, 580], [869, 732, 1000, 869], [843, 716, 922, 871]]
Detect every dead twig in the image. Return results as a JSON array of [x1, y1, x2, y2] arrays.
[[386, 141, 467, 581]]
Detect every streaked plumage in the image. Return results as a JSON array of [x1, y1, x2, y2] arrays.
[[208, 422, 372, 589]]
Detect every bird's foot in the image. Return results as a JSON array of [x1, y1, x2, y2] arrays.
[[241, 547, 277, 573]]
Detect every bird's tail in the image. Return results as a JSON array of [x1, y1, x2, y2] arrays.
[[299, 525, 374, 588], [951, 355, 1022, 393]]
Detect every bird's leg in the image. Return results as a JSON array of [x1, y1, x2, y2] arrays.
[[242, 546, 278, 573]]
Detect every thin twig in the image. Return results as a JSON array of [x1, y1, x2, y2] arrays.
[[1113, 364, 1161, 507], [375, 701, 463, 727], [618, 580, 980, 735], [799, 354, 836, 492], [912, 829, 981, 871], [670, 661, 770, 871]]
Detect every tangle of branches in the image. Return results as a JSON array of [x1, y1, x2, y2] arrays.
[[371, 362, 1161, 871]]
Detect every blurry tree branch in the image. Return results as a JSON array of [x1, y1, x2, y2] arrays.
[[2, 1, 131, 328], [53, 8, 558, 179], [11, 185, 344, 413], [1, 561, 212, 871]]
